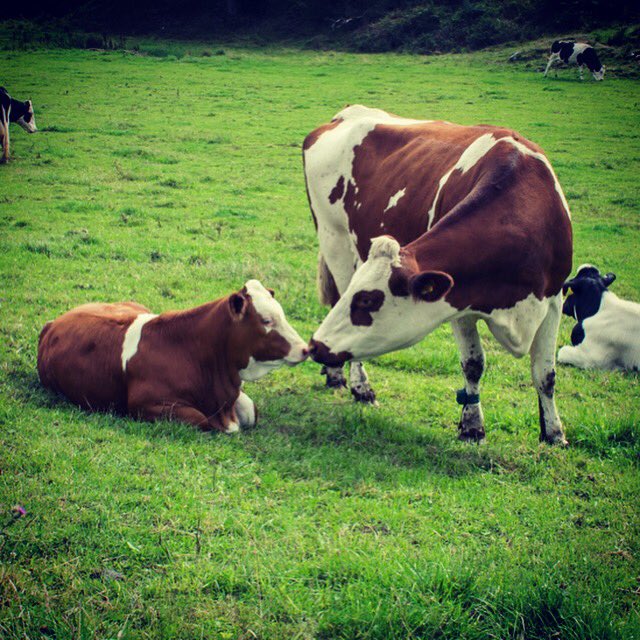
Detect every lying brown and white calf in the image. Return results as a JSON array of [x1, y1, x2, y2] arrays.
[[37, 280, 308, 432]]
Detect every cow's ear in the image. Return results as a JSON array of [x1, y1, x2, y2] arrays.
[[603, 272, 616, 287], [267, 287, 275, 298], [410, 271, 453, 302], [25, 100, 32, 108], [229, 292, 248, 320], [562, 278, 576, 295]]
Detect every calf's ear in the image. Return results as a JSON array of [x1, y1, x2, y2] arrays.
[[267, 288, 275, 298], [410, 271, 453, 302], [603, 272, 616, 287], [562, 277, 577, 295], [229, 293, 248, 320]]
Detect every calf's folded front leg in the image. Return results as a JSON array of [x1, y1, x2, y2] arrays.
[[130, 401, 239, 433]]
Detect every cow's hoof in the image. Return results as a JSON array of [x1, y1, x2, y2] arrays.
[[458, 427, 486, 443], [540, 432, 569, 446], [351, 387, 378, 406], [321, 366, 347, 389]]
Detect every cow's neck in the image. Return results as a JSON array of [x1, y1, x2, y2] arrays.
[[156, 299, 242, 387]]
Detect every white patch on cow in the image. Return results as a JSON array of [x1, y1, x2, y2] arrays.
[[234, 391, 256, 427], [239, 356, 282, 381], [383, 188, 406, 213], [121, 313, 158, 372], [427, 134, 571, 229], [305, 105, 432, 296], [500, 137, 571, 218], [225, 421, 240, 434], [482, 293, 552, 357], [427, 133, 498, 229]]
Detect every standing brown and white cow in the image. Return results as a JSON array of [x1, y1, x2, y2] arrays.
[[38, 280, 308, 432], [305, 105, 572, 444]]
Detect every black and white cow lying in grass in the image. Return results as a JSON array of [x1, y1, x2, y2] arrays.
[[558, 265, 639, 371], [1, 86, 37, 163], [544, 41, 605, 81]]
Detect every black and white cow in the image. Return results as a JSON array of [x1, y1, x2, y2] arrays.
[[544, 41, 605, 81], [558, 265, 640, 371], [1, 86, 37, 163]]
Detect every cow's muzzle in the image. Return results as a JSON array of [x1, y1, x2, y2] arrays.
[[308, 338, 352, 367]]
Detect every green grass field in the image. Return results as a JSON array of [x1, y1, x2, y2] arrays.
[[1, 44, 639, 639]]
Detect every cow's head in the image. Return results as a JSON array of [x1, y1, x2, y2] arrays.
[[230, 279, 308, 381], [592, 65, 605, 81], [16, 100, 37, 133], [562, 264, 615, 322], [309, 236, 456, 365]]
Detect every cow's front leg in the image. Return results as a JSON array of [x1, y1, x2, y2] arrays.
[[234, 391, 257, 428], [451, 317, 485, 442], [349, 361, 377, 405], [321, 365, 347, 388], [530, 297, 567, 445], [543, 55, 555, 77], [0, 122, 9, 164], [579, 65, 584, 81]]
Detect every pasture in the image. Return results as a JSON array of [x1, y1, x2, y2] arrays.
[[1, 44, 639, 639]]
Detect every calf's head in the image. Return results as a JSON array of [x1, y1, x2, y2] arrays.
[[562, 264, 615, 322], [310, 236, 455, 366], [15, 99, 37, 133], [229, 279, 308, 381]]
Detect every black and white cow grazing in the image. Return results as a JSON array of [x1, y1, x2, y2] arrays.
[[0, 86, 37, 163], [558, 265, 640, 371], [544, 41, 605, 81]]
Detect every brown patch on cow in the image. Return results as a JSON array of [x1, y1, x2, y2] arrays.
[[389, 266, 411, 297], [309, 339, 352, 367], [303, 119, 342, 151], [307, 117, 572, 314], [462, 356, 484, 385], [350, 289, 385, 326], [329, 176, 345, 204], [252, 330, 290, 362]]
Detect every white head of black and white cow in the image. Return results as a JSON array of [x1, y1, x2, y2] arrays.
[[15, 99, 37, 133], [562, 264, 615, 343], [1, 87, 37, 133], [309, 236, 455, 365]]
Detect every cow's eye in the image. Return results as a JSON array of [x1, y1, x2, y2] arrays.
[[261, 317, 273, 326], [356, 296, 373, 308]]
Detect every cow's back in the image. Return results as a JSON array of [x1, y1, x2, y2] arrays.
[[37, 302, 151, 412], [304, 106, 546, 259]]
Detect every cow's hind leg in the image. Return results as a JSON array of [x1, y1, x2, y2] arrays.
[[451, 317, 485, 442], [530, 295, 567, 445]]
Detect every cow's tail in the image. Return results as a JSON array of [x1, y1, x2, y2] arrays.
[[317, 253, 339, 307]]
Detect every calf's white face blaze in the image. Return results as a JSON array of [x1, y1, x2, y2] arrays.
[[312, 237, 457, 362], [239, 280, 308, 382]]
